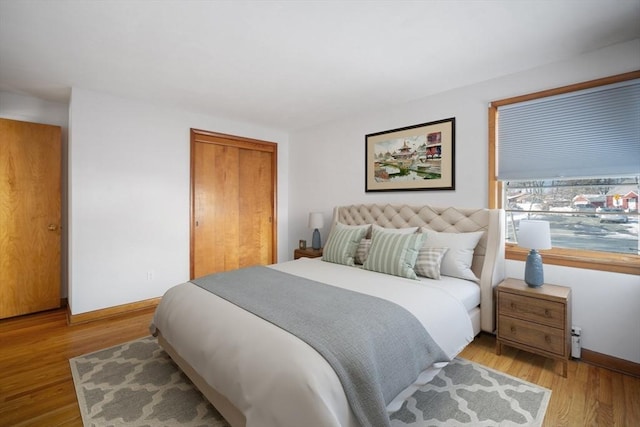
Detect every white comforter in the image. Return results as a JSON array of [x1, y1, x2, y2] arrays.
[[150, 258, 474, 427]]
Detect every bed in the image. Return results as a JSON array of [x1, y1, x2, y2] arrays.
[[150, 204, 505, 427]]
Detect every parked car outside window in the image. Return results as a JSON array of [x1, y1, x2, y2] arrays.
[[598, 207, 629, 223]]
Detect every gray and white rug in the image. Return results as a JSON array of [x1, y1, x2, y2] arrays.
[[70, 336, 550, 427]]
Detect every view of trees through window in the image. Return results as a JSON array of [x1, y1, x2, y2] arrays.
[[504, 177, 639, 255]]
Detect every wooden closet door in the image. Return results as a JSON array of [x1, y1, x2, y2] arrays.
[[0, 118, 61, 319], [191, 130, 277, 279]]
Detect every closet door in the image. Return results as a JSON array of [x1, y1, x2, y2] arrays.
[[0, 118, 61, 319], [191, 129, 277, 279]]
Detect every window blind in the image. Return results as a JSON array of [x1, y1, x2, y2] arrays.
[[497, 79, 640, 180]]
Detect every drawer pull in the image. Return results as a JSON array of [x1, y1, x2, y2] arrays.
[[510, 326, 516, 333], [545, 309, 551, 317], [545, 335, 551, 344], [511, 302, 516, 310]]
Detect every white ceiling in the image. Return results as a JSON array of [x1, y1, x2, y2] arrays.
[[1, 0, 639, 131]]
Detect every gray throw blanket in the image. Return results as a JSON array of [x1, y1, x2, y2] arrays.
[[191, 266, 448, 427]]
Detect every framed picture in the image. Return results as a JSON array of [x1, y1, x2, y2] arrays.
[[365, 117, 455, 192]]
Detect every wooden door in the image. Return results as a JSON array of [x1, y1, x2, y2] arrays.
[[0, 118, 61, 319], [191, 129, 277, 279]]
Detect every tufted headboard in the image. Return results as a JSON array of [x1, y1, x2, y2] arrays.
[[332, 204, 505, 333]]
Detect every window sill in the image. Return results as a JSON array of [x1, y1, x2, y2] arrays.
[[506, 243, 640, 276]]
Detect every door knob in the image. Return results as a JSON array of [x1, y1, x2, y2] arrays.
[[48, 224, 58, 231]]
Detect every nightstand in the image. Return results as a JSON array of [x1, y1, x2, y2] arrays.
[[294, 248, 323, 260], [496, 278, 572, 377]]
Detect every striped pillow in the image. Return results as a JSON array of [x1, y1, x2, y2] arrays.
[[355, 226, 417, 264], [363, 229, 424, 279], [354, 238, 372, 264], [322, 224, 370, 266], [415, 247, 449, 279]]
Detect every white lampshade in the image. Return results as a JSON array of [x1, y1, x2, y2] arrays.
[[308, 212, 324, 229], [518, 220, 552, 250]]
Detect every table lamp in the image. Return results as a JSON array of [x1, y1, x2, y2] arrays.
[[517, 220, 552, 287], [308, 212, 324, 250]]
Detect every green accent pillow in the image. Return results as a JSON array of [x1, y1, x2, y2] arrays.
[[363, 228, 424, 279], [322, 223, 370, 266], [356, 227, 419, 264]]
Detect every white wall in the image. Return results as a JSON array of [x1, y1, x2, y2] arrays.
[[288, 39, 640, 363], [0, 91, 70, 298], [68, 88, 289, 314]]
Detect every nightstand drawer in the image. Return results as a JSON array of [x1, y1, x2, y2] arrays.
[[499, 292, 565, 328], [498, 315, 566, 356]]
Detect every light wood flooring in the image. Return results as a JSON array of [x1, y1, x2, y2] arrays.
[[1, 307, 638, 426]]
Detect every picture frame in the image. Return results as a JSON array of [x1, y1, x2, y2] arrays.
[[365, 117, 455, 192]]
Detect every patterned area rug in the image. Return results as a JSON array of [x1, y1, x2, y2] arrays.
[[70, 336, 550, 427]]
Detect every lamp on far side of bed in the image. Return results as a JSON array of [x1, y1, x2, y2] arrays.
[[517, 220, 552, 287], [308, 212, 324, 250]]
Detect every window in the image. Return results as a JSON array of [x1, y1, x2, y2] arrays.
[[504, 177, 638, 253], [489, 71, 640, 275]]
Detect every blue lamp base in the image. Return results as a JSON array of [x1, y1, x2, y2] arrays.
[[312, 228, 322, 250], [524, 249, 544, 287]]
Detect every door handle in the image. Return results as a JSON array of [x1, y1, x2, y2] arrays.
[[48, 224, 58, 231]]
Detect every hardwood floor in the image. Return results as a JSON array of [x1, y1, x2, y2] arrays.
[[1, 307, 638, 426], [0, 307, 154, 427], [460, 334, 640, 426]]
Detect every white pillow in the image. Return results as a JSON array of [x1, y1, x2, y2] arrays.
[[414, 247, 449, 280], [420, 229, 484, 281], [322, 223, 371, 266]]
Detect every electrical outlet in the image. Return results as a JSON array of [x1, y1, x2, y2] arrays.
[[147, 271, 154, 281]]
